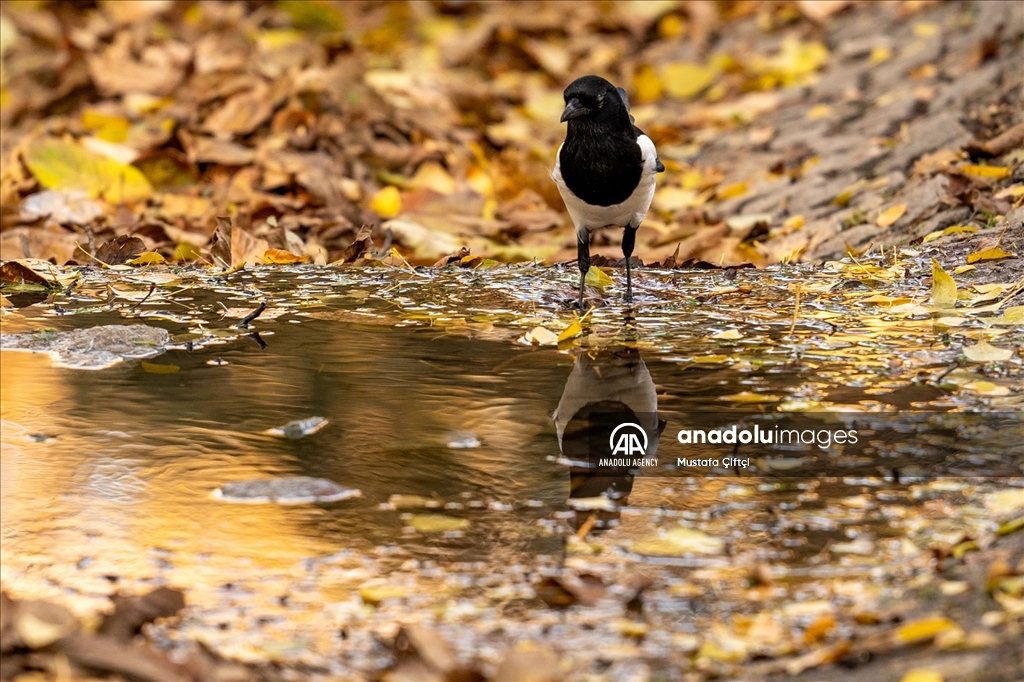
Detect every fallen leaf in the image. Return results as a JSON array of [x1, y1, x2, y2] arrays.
[[25, 137, 152, 203], [922, 225, 977, 243], [521, 326, 559, 346], [894, 617, 957, 645], [263, 248, 310, 264], [967, 247, 1015, 263], [660, 61, 719, 99], [0, 261, 60, 289], [963, 341, 1014, 363], [408, 514, 470, 533], [140, 361, 180, 374], [930, 259, 957, 309], [95, 235, 146, 266], [125, 252, 166, 266], [876, 204, 907, 227], [901, 670, 943, 682], [558, 320, 583, 343], [585, 266, 614, 290], [371, 186, 402, 218], [959, 164, 1011, 180]]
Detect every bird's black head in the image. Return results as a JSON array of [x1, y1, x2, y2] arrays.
[[560, 75, 630, 128]]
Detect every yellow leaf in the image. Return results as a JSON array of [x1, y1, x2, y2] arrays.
[[901, 670, 943, 682], [913, 22, 940, 37], [806, 104, 832, 120], [717, 182, 747, 199], [174, 242, 202, 262], [963, 380, 1009, 396], [125, 251, 166, 266], [693, 354, 730, 363], [24, 137, 152, 203], [660, 61, 719, 100], [711, 329, 743, 340], [409, 161, 456, 195], [988, 306, 1024, 326], [963, 341, 1014, 363], [876, 204, 907, 227], [783, 214, 805, 230], [894, 617, 956, 645], [408, 514, 470, 533], [585, 266, 614, 290], [953, 264, 976, 275], [558, 319, 583, 343], [358, 584, 408, 604], [81, 109, 130, 143], [141, 361, 180, 374], [960, 164, 1011, 179], [930, 258, 957, 309], [869, 45, 893, 63], [997, 516, 1024, 536], [370, 185, 402, 218], [632, 64, 663, 104], [262, 248, 310, 264], [717, 391, 781, 403], [681, 169, 703, 190], [967, 247, 1015, 263], [923, 225, 977, 243]]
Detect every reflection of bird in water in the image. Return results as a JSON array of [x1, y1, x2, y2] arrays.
[[552, 345, 664, 531]]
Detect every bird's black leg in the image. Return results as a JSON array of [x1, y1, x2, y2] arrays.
[[577, 231, 590, 310], [622, 225, 637, 303]]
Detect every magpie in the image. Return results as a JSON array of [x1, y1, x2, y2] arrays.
[[552, 75, 665, 309]]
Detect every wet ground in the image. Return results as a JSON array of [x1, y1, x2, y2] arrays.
[[1, 259, 1023, 680]]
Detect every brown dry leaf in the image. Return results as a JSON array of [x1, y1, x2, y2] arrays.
[[86, 32, 187, 97], [95, 235, 146, 266], [876, 204, 907, 227], [0, 261, 60, 289], [338, 224, 376, 264], [202, 80, 275, 137], [263, 248, 310, 264]]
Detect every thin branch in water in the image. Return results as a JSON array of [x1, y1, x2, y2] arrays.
[[236, 301, 267, 328]]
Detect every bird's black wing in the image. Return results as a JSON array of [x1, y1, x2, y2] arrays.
[[616, 87, 636, 125]]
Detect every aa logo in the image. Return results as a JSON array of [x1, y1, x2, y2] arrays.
[[609, 422, 647, 456]]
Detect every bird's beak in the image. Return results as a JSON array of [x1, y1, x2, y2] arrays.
[[560, 98, 589, 122]]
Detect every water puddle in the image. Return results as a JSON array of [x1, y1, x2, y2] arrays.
[[1, 261, 1021, 671]]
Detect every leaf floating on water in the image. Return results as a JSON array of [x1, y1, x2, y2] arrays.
[[962, 341, 1013, 363], [711, 329, 743, 340], [266, 416, 329, 439], [629, 526, 725, 557], [387, 494, 440, 510], [558, 319, 583, 343], [967, 247, 1015, 264], [585, 265, 614, 291], [930, 258, 957, 309], [407, 514, 470, 533], [0, 261, 60, 290], [213, 476, 360, 504], [140, 361, 179, 374], [520, 326, 559, 346]]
